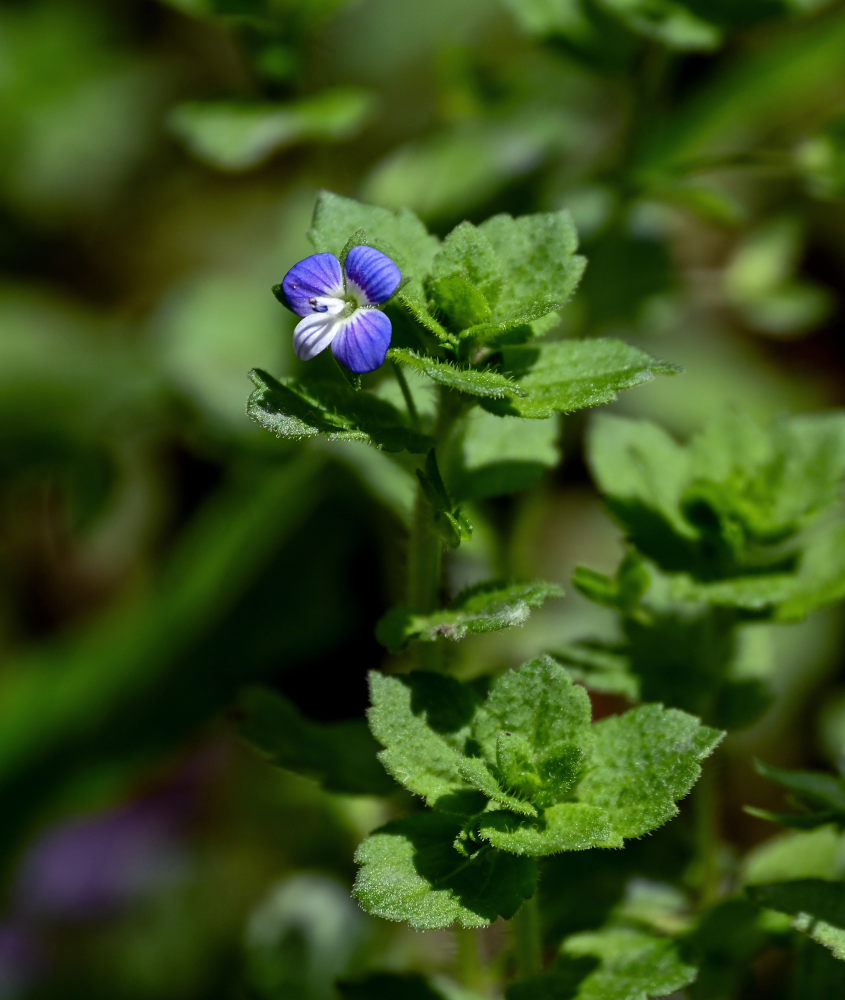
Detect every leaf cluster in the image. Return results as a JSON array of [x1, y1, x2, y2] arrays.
[[248, 193, 677, 473], [560, 411, 845, 728], [354, 657, 722, 928]]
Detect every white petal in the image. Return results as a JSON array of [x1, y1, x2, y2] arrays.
[[293, 313, 340, 360]]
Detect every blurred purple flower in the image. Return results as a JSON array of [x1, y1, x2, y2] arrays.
[[15, 796, 186, 920], [0, 925, 41, 997], [278, 246, 401, 373]]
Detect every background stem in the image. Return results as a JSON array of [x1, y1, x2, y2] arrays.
[[513, 895, 542, 979]]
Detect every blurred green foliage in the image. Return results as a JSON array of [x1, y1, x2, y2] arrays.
[[1, 0, 845, 996]]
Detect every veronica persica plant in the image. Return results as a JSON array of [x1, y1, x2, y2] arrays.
[[276, 246, 401, 373]]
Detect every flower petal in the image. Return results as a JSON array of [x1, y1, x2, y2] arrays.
[[331, 309, 392, 373], [344, 246, 401, 305], [282, 253, 344, 317], [293, 312, 340, 360]]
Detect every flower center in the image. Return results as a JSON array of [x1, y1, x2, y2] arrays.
[[308, 295, 345, 316]]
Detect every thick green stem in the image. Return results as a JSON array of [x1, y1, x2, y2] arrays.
[[456, 927, 485, 993], [407, 478, 442, 615], [513, 895, 542, 979]]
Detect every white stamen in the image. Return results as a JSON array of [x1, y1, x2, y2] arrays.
[[308, 295, 345, 316]]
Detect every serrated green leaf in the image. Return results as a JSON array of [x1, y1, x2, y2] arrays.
[[309, 190, 440, 272], [353, 812, 537, 929], [479, 211, 585, 320], [577, 705, 723, 839], [240, 687, 394, 796], [473, 657, 593, 763], [427, 275, 492, 331], [749, 880, 845, 961], [388, 348, 524, 399], [246, 368, 432, 453], [508, 924, 697, 1000], [430, 221, 504, 308], [375, 581, 564, 653], [367, 660, 720, 858], [167, 89, 374, 171], [479, 802, 619, 855], [367, 671, 478, 808], [483, 341, 679, 419]]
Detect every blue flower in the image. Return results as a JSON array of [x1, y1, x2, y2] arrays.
[[280, 246, 401, 373]]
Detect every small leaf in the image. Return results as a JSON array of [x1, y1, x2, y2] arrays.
[[430, 221, 504, 309], [508, 924, 697, 1000], [240, 687, 395, 796], [479, 802, 619, 855], [376, 580, 564, 653], [367, 672, 478, 807], [247, 368, 432, 453], [478, 211, 585, 323], [472, 656, 593, 763], [457, 756, 539, 818], [749, 880, 845, 961], [167, 89, 375, 172], [353, 812, 538, 929], [577, 705, 724, 840], [309, 190, 440, 273], [388, 348, 525, 399], [483, 341, 679, 419]]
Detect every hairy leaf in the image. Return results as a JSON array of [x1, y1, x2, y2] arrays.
[[353, 812, 537, 929], [388, 348, 524, 399], [749, 880, 845, 961], [576, 705, 723, 839], [483, 341, 679, 418], [367, 671, 478, 808], [376, 581, 564, 653], [246, 369, 432, 453], [508, 924, 697, 1000]]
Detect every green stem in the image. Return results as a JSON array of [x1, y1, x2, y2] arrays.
[[392, 360, 420, 428], [693, 764, 719, 904], [456, 927, 485, 993], [513, 895, 542, 979], [407, 477, 442, 615]]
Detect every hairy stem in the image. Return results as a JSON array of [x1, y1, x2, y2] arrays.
[[392, 360, 420, 429]]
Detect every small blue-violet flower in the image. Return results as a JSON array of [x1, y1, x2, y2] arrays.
[[280, 246, 401, 373]]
